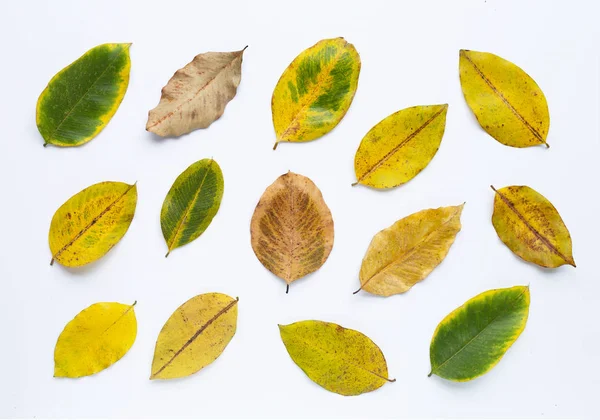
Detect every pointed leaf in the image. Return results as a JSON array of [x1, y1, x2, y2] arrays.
[[429, 286, 530, 381], [357, 204, 464, 297], [150, 293, 238, 380], [271, 38, 360, 149], [161, 159, 224, 256], [279, 320, 394, 396], [48, 181, 137, 267], [353, 104, 448, 188], [491, 185, 575, 268], [54, 302, 137, 378], [250, 172, 334, 291], [146, 48, 246, 137], [37, 43, 131, 147], [459, 49, 550, 148]]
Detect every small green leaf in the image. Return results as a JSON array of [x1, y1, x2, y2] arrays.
[[429, 286, 530, 382], [161, 159, 224, 256], [36, 43, 131, 147]]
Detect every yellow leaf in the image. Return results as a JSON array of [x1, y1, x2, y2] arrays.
[[459, 49, 550, 148], [356, 204, 464, 297], [279, 321, 394, 396], [491, 185, 575, 268], [54, 302, 137, 378], [353, 104, 448, 188], [150, 293, 238, 380], [48, 181, 137, 267], [271, 38, 360, 149], [250, 172, 334, 292]]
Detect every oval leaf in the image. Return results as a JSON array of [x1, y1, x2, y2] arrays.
[[49, 181, 137, 267], [37, 43, 131, 147], [271, 38, 360, 149], [150, 293, 238, 380], [161, 159, 224, 256], [491, 185, 575, 268], [429, 286, 530, 381], [250, 172, 334, 292], [353, 104, 448, 189], [357, 204, 464, 297], [146, 48, 246, 137], [54, 302, 137, 378], [459, 49, 550, 148], [279, 320, 394, 396]]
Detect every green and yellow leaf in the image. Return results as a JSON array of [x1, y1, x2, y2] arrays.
[[429, 286, 530, 381], [37, 43, 131, 147], [49, 181, 137, 267], [357, 204, 464, 297], [491, 185, 575, 268], [353, 104, 448, 189], [150, 293, 238, 380], [271, 38, 360, 149], [161, 159, 224, 256], [250, 172, 334, 292], [54, 301, 137, 378], [279, 320, 394, 396], [459, 49, 549, 148]]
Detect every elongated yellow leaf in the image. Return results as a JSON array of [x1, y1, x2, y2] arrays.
[[459, 50, 550, 148], [48, 181, 137, 267], [271, 38, 360, 149], [147, 48, 246, 137], [150, 293, 238, 380], [491, 185, 575, 268], [356, 204, 464, 297], [250, 172, 334, 292], [353, 104, 448, 189], [54, 302, 137, 378], [279, 320, 394, 396]]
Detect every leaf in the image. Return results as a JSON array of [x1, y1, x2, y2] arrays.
[[279, 320, 394, 396], [37, 43, 131, 147], [429, 286, 530, 381], [491, 185, 575, 268], [356, 204, 464, 297], [250, 172, 334, 292], [54, 301, 137, 378], [271, 38, 361, 150], [161, 159, 224, 257], [150, 293, 238, 380], [353, 104, 448, 189], [459, 49, 550, 148], [49, 181, 137, 267], [146, 47, 246, 137]]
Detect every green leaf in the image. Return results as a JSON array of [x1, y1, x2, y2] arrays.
[[161, 158, 224, 256], [429, 286, 530, 382], [36, 43, 131, 147]]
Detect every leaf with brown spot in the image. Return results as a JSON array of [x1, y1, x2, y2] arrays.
[[146, 47, 246, 137], [250, 172, 334, 292]]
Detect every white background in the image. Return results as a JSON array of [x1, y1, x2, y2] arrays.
[[0, 0, 598, 418]]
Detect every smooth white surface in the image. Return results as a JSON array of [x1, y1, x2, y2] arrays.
[[0, 0, 598, 418]]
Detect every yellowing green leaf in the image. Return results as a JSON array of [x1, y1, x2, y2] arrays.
[[150, 293, 238, 380], [459, 49, 550, 148], [146, 48, 246, 137], [49, 181, 137, 267], [161, 159, 224, 257], [37, 43, 131, 147], [491, 185, 575, 268], [271, 38, 360, 149], [429, 286, 530, 382], [356, 204, 464, 297], [54, 302, 137, 378], [279, 320, 394, 396], [250, 172, 334, 292], [353, 104, 448, 189]]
